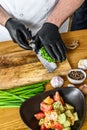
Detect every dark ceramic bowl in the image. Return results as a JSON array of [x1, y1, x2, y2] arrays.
[[20, 87, 86, 130]]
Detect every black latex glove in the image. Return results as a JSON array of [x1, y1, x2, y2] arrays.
[[5, 18, 32, 50], [35, 23, 67, 62]]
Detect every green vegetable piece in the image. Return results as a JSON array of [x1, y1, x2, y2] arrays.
[[74, 112, 79, 121], [39, 118, 45, 126], [63, 127, 71, 130], [65, 110, 73, 118], [53, 101, 61, 109], [40, 47, 55, 62], [63, 120, 71, 127], [58, 113, 66, 124], [53, 101, 65, 112], [65, 103, 74, 111]]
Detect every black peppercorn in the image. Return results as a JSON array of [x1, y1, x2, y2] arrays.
[[68, 71, 84, 80]]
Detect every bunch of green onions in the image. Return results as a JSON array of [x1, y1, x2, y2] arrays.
[[0, 81, 47, 108]]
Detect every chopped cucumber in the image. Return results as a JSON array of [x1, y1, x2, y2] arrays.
[[59, 103, 65, 112], [74, 112, 79, 121], [63, 127, 71, 130], [65, 110, 73, 117], [39, 118, 45, 126], [53, 101, 65, 112], [63, 120, 71, 127], [65, 103, 74, 111], [58, 113, 66, 124], [53, 101, 61, 109]]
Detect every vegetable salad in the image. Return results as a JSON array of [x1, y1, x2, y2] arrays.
[[34, 91, 79, 130]]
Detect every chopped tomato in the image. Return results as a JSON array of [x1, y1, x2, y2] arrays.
[[53, 92, 61, 102], [53, 92, 65, 106], [52, 122, 63, 130], [34, 112, 45, 120], [40, 124, 49, 130], [40, 102, 53, 112]]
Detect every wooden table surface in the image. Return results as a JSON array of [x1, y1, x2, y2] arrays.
[[0, 30, 87, 130]]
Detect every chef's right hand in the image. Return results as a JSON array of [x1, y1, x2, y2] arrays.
[[5, 18, 32, 50], [35, 23, 67, 62]]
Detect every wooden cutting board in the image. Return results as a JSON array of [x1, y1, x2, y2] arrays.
[[0, 41, 71, 89]]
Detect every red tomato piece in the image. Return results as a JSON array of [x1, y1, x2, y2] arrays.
[[34, 112, 45, 120], [53, 92, 61, 102], [52, 122, 63, 130], [53, 92, 65, 106], [40, 102, 53, 112], [40, 124, 49, 130]]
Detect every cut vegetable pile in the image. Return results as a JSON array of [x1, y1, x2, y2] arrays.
[[34, 91, 79, 130], [0, 81, 47, 108], [40, 47, 55, 63]]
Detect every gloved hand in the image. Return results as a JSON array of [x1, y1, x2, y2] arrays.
[[5, 18, 32, 50], [35, 23, 67, 62]]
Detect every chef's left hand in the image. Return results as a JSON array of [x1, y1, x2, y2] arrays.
[[35, 22, 67, 62], [5, 18, 32, 50]]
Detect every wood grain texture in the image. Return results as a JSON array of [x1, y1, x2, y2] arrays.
[[0, 30, 87, 130], [0, 41, 71, 89]]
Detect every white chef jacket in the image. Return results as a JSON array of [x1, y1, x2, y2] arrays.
[[0, 0, 69, 42]]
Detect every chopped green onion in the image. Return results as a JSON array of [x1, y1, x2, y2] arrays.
[[40, 47, 55, 62]]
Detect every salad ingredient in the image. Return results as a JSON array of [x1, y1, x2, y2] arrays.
[[0, 81, 46, 107], [50, 76, 64, 88], [40, 102, 53, 113], [34, 91, 79, 130], [65, 103, 74, 111], [58, 113, 66, 124], [40, 124, 49, 130], [34, 112, 45, 120], [43, 96, 54, 105], [40, 47, 55, 62], [53, 91, 64, 105], [78, 59, 87, 70], [52, 122, 64, 129]]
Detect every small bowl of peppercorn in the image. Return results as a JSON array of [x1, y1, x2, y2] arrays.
[[67, 69, 86, 84]]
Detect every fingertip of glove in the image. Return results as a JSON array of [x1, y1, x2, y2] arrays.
[[63, 55, 66, 60], [19, 44, 32, 50], [57, 56, 66, 63]]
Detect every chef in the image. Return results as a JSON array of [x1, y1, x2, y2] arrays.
[[0, 0, 84, 62], [71, 0, 87, 31]]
